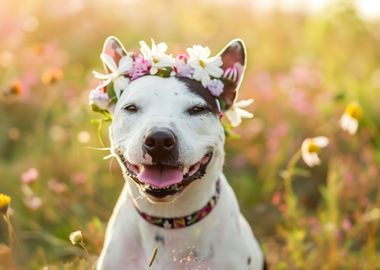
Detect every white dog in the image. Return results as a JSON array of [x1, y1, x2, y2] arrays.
[[94, 37, 265, 270]]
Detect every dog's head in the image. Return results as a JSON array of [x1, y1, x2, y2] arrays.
[[100, 38, 247, 202]]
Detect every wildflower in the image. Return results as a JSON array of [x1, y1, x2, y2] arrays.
[[72, 172, 86, 185], [41, 67, 64, 85], [69, 230, 92, 269], [93, 53, 133, 96], [88, 87, 110, 110], [21, 168, 39, 185], [9, 79, 23, 95], [341, 218, 352, 232], [24, 195, 42, 210], [0, 193, 11, 215], [139, 39, 174, 75], [207, 79, 224, 97], [47, 179, 67, 194], [187, 45, 223, 87], [70, 230, 83, 245], [21, 185, 42, 210], [339, 101, 361, 135], [301, 136, 329, 167], [129, 55, 151, 80], [225, 99, 254, 127]]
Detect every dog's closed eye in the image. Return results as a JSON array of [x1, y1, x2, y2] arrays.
[[187, 105, 211, 116]]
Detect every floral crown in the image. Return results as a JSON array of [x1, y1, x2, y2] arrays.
[[89, 37, 253, 131]]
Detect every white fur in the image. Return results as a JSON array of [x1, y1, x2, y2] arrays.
[[97, 76, 263, 270]]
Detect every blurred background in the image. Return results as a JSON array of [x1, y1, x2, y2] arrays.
[[0, 0, 379, 269]]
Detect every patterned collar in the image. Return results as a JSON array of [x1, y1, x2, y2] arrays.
[[133, 180, 221, 229]]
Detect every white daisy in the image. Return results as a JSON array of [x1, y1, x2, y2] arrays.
[[69, 230, 83, 245], [139, 39, 174, 75], [339, 101, 361, 135], [301, 136, 329, 167], [187, 45, 223, 87], [225, 99, 254, 127], [93, 53, 133, 98]]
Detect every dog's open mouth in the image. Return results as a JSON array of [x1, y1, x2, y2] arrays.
[[115, 151, 213, 199]]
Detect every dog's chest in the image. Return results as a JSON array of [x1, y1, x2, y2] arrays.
[[135, 190, 253, 270]]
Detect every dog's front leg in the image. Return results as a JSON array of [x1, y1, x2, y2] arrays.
[[97, 184, 143, 270]]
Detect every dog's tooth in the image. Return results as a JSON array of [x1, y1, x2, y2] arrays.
[[188, 163, 201, 177], [183, 166, 190, 175]]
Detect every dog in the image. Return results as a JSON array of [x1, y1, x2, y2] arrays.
[[94, 37, 265, 270]]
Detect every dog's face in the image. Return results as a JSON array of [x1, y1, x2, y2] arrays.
[[102, 38, 246, 202], [111, 76, 223, 201]]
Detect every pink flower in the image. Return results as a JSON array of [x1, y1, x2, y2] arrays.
[[129, 54, 150, 80], [47, 179, 67, 194], [21, 168, 39, 185], [342, 218, 352, 232], [177, 54, 189, 61], [172, 56, 194, 78], [71, 172, 86, 185], [24, 196, 42, 210], [207, 79, 224, 96], [271, 192, 282, 206], [21, 184, 42, 210]]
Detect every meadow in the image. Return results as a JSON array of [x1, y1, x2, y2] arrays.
[[0, 0, 379, 269]]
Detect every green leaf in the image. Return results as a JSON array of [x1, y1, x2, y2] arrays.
[[156, 67, 173, 77], [107, 83, 117, 103], [223, 122, 240, 139]]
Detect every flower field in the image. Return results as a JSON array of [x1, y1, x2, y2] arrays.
[[0, 0, 379, 269]]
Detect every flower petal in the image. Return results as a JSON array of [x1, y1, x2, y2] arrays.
[[313, 136, 329, 147], [114, 76, 130, 97], [92, 71, 110, 80], [236, 108, 253, 119], [225, 110, 242, 127], [118, 55, 133, 74], [100, 53, 117, 72], [235, 99, 254, 108]]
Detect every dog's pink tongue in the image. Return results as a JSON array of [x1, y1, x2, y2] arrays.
[[138, 166, 183, 188]]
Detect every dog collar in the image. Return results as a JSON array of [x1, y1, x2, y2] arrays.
[[133, 180, 221, 229]]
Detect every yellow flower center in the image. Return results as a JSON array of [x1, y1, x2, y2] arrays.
[[345, 101, 361, 120], [307, 142, 320, 153], [153, 57, 159, 64], [199, 59, 206, 68]]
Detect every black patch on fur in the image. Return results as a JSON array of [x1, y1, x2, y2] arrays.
[[247, 256, 251, 265], [154, 234, 165, 245], [177, 77, 219, 114]]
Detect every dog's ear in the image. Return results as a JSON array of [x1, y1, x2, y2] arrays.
[[217, 39, 246, 111], [102, 36, 128, 73], [100, 36, 129, 103]]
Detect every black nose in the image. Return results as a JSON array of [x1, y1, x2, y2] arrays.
[[143, 129, 177, 162]]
